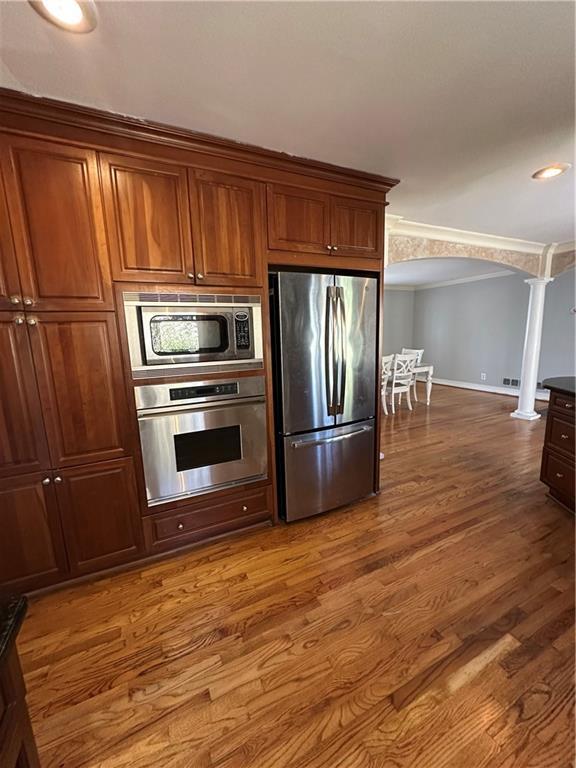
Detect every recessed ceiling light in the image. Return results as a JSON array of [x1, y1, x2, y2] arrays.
[[531, 163, 571, 180], [29, 0, 97, 33]]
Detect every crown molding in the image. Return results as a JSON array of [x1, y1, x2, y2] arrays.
[[0, 87, 400, 193], [383, 285, 415, 291], [385, 269, 515, 292], [386, 216, 545, 255], [556, 240, 575, 255]]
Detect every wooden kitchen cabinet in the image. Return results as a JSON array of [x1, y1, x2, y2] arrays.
[[55, 458, 143, 575], [0, 135, 113, 311], [266, 183, 331, 255], [190, 169, 264, 286], [0, 313, 50, 479], [0, 472, 68, 593], [330, 195, 383, 258], [0, 167, 22, 311], [100, 153, 195, 284], [27, 312, 131, 468], [266, 182, 384, 259]]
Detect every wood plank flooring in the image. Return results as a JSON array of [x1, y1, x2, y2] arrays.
[[18, 385, 575, 768]]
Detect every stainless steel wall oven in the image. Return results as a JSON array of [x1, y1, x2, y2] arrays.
[[135, 377, 268, 506]]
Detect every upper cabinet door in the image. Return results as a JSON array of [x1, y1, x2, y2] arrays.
[[330, 196, 383, 258], [0, 312, 50, 478], [0, 167, 22, 311], [266, 183, 331, 255], [190, 170, 264, 287], [28, 312, 130, 468], [0, 135, 113, 310], [100, 153, 195, 283]]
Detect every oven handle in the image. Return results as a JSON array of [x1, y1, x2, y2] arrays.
[[137, 396, 266, 419]]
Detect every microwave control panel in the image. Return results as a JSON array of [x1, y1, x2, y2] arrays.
[[234, 312, 251, 350]]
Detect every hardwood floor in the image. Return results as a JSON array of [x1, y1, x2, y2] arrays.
[[18, 385, 574, 768]]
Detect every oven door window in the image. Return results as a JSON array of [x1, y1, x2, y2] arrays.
[[149, 315, 229, 356], [174, 426, 242, 471]]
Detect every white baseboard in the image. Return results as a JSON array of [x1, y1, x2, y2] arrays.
[[431, 378, 550, 401]]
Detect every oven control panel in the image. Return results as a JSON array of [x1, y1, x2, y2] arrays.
[[169, 383, 238, 401], [234, 312, 251, 350], [135, 376, 265, 411]]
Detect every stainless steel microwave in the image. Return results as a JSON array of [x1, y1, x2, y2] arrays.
[[123, 291, 263, 379]]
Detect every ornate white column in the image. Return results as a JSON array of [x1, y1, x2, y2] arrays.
[[511, 277, 553, 421]]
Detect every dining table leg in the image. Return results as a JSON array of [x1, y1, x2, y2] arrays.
[[425, 366, 434, 405]]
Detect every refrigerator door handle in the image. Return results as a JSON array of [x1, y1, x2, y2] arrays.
[[325, 286, 337, 416], [290, 424, 373, 449], [336, 287, 347, 414]]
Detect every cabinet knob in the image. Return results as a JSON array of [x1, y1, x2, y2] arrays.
[[556, 473, 564, 479], [565, 403, 573, 409], [42, 477, 51, 485], [54, 476, 62, 483], [177, 522, 184, 530], [23, 297, 34, 306], [10, 295, 21, 305], [332, 246, 338, 251], [561, 434, 569, 439], [242, 505, 248, 512], [26, 316, 38, 326], [187, 273, 194, 280], [326, 245, 333, 251], [197, 273, 204, 280], [13, 315, 25, 325]]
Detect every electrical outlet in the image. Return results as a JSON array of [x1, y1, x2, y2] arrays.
[[503, 378, 511, 386], [480, 372, 487, 381], [511, 378, 519, 387]]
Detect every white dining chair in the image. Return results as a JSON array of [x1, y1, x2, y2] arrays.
[[380, 354, 394, 416], [402, 347, 424, 402], [387, 353, 418, 413]]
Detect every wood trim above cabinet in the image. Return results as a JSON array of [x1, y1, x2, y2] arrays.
[[0, 89, 399, 194], [0, 133, 113, 311], [189, 169, 265, 287], [99, 153, 196, 284]]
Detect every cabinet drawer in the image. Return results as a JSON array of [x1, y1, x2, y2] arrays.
[[547, 414, 575, 457], [146, 488, 271, 550], [549, 391, 575, 416], [541, 449, 575, 499]]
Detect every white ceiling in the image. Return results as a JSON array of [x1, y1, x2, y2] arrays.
[[385, 258, 517, 288], [1, 1, 574, 243]]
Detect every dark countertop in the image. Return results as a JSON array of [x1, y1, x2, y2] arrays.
[[0, 595, 27, 664], [543, 377, 575, 397]]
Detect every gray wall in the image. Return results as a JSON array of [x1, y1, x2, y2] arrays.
[[383, 269, 575, 387], [382, 289, 414, 355], [540, 270, 576, 379]]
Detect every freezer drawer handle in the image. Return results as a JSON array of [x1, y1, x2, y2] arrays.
[[291, 425, 372, 449]]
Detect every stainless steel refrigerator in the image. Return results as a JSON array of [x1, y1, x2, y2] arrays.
[[270, 270, 378, 521]]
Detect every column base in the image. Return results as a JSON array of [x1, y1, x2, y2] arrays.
[[510, 410, 541, 421]]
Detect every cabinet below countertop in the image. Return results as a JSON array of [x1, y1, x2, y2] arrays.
[[541, 377, 575, 513]]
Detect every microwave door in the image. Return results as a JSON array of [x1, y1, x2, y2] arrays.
[[139, 307, 232, 365]]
